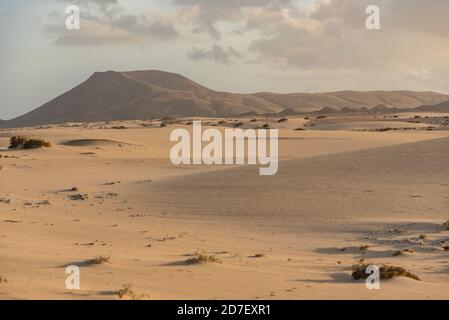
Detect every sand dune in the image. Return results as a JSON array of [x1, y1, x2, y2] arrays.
[[0, 117, 448, 299]]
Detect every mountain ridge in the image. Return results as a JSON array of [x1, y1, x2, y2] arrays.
[[1, 70, 449, 128]]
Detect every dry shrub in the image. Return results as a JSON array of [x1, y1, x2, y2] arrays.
[[114, 285, 135, 299], [114, 285, 148, 300], [0, 276, 7, 284], [352, 263, 421, 281], [185, 254, 221, 265], [9, 136, 51, 149], [85, 254, 111, 266]]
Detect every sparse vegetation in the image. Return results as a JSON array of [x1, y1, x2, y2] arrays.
[[113, 285, 148, 300], [316, 115, 327, 119], [9, 136, 51, 149], [0, 276, 7, 284], [114, 285, 135, 299], [69, 194, 87, 201], [185, 254, 221, 265], [278, 118, 288, 123], [85, 254, 111, 266], [392, 250, 402, 257], [251, 253, 265, 258], [352, 263, 421, 281], [359, 245, 370, 251]]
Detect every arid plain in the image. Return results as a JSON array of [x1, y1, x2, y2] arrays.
[[1, 114, 449, 299]]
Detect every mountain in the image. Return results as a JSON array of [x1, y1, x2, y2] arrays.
[[415, 100, 449, 112], [255, 91, 449, 113], [1, 70, 449, 128]]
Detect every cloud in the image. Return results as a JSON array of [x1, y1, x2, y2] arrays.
[[188, 44, 242, 64], [44, 0, 178, 46], [174, 0, 292, 40]]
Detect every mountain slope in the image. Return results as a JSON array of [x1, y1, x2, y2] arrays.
[[256, 91, 449, 113], [1, 70, 448, 128], [416, 100, 449, 112]]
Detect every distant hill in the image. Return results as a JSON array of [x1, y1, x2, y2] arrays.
[[415, 100, 449, 112], [255, 91, 449, 113], [1, 70, 448, 128]]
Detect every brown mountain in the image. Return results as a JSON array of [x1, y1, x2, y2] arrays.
[[1, 70, 448, 128], [415, 100, 449, 112], [256, 91, 449, 113]]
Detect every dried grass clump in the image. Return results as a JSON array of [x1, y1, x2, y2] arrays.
[[352, 263, 421, 281], [114, 285, 135, 299], [85, 254, 111, 266], [114, 285, 148, 300], [0, 276, 7, 284], [9, 136, 51, 149], [185, 254, 221, 265]]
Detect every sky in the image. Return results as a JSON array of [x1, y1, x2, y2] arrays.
[[1, 0, 448, 120]]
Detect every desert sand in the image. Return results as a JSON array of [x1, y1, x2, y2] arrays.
[[0, 115, 448, 299]]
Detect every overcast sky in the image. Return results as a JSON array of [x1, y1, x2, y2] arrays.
[[1, 0, 448, 119]]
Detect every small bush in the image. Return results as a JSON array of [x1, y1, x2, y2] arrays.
[[85, 254, 111, 266], [114, 285, 135, 299], [0, 276, 7, 284], [352, 264, 421, 281], [444, 220, 449, 230], [9, 136, 51, 149], [185, 254, 221, 265]]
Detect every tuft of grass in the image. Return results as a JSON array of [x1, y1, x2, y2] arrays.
[[277, 118, 288, 123], [113, 285, 149, 300], [85, 254, 111, 266], [352, 263, 421, 281], [359, 245, 370, 251], [9, 136, 51, 149], [114, 285, 135, 299], [0, 276, 7, 284], [69, 194, 87, 201], [251, 253, 265, 258], [185, 254, 221, 265], [392, 250, 402, 257]]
